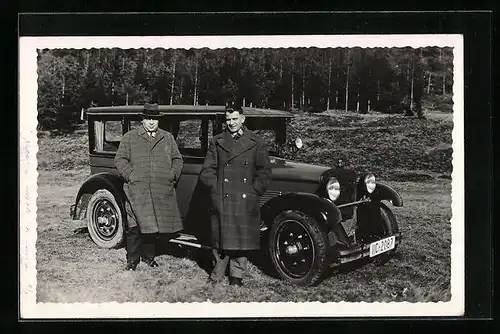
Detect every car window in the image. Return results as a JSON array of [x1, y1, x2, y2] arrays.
[[93, 120, 123, 153], [105, 121, 123, 142], [175, 118, 217, 156], [130, 120, 142, 131], [176, 119, 202, 149]]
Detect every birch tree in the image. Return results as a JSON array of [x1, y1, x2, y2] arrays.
[[326, 51, 332, 110], [170, 52, 177, 105], [345, 49, 350, 112]]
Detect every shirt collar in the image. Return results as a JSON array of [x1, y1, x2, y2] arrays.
[[141, 125, 158, 138], [231, 128, 244, 138]]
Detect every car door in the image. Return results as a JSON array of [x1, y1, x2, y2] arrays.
[[169, 117, 205, 219]]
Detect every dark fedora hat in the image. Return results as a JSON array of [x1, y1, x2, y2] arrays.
[[142, 103, 161, 118]]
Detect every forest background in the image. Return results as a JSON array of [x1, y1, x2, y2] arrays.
[[37, 47, 453, 132]]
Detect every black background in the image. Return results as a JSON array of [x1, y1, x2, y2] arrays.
[[13, 10, 493, 333]]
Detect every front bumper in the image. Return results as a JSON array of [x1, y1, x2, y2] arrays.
[[336, 232, 402, 264]]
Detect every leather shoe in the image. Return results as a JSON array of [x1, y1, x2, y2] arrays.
[[143, 258, 159, 268], [229, 277, 243, 287], [125, 260, 139, 271]]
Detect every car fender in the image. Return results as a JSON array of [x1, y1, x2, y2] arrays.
[[71, 172, 126, 220], [370, 183, 403, 207], [261, 192, 350, 245]]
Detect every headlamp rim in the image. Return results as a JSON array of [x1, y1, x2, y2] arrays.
[[326, 177, 341, 201], [364, 173, 376, 194]]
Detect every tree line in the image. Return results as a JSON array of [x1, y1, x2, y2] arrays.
[[37, 47, 453, 132]]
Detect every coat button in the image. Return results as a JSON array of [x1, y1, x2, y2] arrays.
[[243, 178, 247, 183], [224, 178, 229, 183], [224, 194, 229, 198], [242, 193, 247, 199], [225, 162, 230, 166]]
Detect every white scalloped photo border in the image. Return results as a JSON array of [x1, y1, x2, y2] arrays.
[[19, 34, 464, 318]]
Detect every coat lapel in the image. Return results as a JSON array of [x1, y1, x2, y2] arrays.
[[215, 130, 234, 153], [225, 127, 257, 162], [137, 126, 151, 142]]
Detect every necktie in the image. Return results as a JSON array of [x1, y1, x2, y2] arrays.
[[149, 131, 156, 138]]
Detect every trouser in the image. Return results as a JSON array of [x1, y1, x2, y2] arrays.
[[210, 249, 248, 281], [126, 226, 157, 262]]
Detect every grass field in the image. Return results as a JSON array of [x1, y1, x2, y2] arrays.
[[35, 110, 454, 303]]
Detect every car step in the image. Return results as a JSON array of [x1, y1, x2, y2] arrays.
[[169, 233, 212, 250], [175, 233, 198, 241]]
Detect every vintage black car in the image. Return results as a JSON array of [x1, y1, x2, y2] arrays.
[[70, 105, 403, 286]]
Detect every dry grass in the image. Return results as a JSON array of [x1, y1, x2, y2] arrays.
[[35, 111, 453, 303], [36, 171, 451, 303], [37, 132, 89, 171]]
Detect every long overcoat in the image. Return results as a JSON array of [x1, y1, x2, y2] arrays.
[[115, 126, 183, 234], [199, 127, 271, 250]]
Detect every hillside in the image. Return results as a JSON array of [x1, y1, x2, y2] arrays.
[[288, 111, 453, 181]]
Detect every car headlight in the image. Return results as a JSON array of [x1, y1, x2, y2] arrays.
[[326, 177, 341, 201], [294, 137, 303, 149], [364, 173, 376, 194]]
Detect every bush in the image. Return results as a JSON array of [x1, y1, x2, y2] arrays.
[[37, 108, 57, 131], [422, 94, 453, 113], [303, 101, 325, 113], [37, 104, 81, 134]]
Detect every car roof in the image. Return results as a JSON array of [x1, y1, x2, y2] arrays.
[[85, 105, 294, 118]]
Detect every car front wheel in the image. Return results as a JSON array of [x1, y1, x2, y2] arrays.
[[269, 210, 329, 286], [86, 189, 125, 249], [373, 203, 400, 266]]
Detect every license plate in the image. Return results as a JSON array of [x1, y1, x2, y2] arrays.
[[369, 236, 396, 257]]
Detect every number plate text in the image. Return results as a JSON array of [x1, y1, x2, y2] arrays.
[[369, 236, 396, 257]]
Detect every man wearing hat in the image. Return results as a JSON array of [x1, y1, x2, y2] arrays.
[[115, 103, 184, 271]]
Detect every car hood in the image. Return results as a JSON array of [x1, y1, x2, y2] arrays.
[[269, 156, 330, 183]]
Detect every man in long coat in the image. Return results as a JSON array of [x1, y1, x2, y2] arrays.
[[115, 103, 183, 271], [200, 105, 271, 286]]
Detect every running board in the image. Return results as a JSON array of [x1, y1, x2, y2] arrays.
[[170, 227, 268, 249]]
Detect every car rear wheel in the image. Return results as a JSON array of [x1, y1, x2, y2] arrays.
[[86, 189, 125, 249], [269, 210, 329, 286]]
